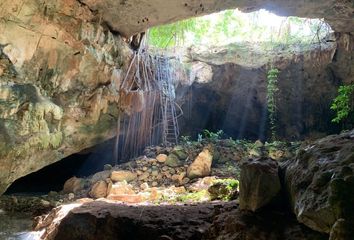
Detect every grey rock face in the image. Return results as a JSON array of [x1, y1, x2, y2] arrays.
[[239, 158, 281, 211], [283, 130, 354, 234]]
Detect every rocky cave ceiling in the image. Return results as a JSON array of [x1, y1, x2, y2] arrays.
[[80, 0, 354, 37]]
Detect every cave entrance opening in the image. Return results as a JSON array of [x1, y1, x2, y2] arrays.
[[146, 8, 334, 141]]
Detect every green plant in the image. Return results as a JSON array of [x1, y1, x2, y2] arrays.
[[203, 129, 224, 141], [148, 18, 196, 48], [331, 84, 354, 123], [197, 133, 203, 142], [176, 190, 210, 202], [208, 178, 239, 201], [180, 135, 192, 145], [147, 9, 330, 49], [267, 68, 280, 141]]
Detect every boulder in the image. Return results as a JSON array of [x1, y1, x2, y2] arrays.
[[35, 200, 217, 240], [187, 149, 213, 179], [107, 182, 135, 196], [329, 219, 354, 240], [106, 181, 142, 203], [90, 170, 112, 184], [165, 154, 183, 167], [62, 177, 85, 194], [110, 171, 137, 182], [283, 130, 354, 234], [89, 180, 108, 199], [171, 146, 188, 160], [239, 158, 281, 211]]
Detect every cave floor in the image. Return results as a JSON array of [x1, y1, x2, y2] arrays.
[[1, 139, 327, 240]]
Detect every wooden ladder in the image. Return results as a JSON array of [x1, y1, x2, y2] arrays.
[[158, 57, 180, 145]]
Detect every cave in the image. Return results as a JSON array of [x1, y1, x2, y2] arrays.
[[0, 1, 354, 240]]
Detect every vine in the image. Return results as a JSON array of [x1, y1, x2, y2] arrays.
[[331, 84, 354, 124], [267, 68, 280, 141]]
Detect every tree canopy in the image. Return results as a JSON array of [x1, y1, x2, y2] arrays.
[[147, 9, 332, 49]]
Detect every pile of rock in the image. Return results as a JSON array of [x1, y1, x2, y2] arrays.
[[60, 146, 221, 204], [59, 139, 298, 205]]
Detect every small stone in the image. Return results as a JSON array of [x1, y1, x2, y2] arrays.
[[148, 159, 157, 165], [48, 191, 58, 198], [138, 172, 150, 181], [162, 166, 168, 171], [156, 154, 168, 163], [249, 148, 262, 158], [108, 182, 135, 196], [152, 181, 158, 187], [40, 200, 51, 208], [152, 170, 159, 176], [182, 178, 190, 184], [137, 170, 143, 175], [142, 167, 148, 171], [171, 174, 180, 182], [149, 187, 160, 201], [68, 193, 75, 200], [103, 164, 113, 171], [254, 140, 264, 148], [140, 182, 149, 190], [188, 176, 217, 192], [172, 186, 186, 194]]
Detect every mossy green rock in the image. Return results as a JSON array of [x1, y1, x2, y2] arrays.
[[165, 153, 183, 167], [171, 146, 188, 160], [208, 179, 239, 201]]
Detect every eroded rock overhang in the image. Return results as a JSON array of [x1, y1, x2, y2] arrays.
[[79, 0, 354, 37]]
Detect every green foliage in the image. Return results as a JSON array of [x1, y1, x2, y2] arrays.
[[267, 68, 280, 141], [208, 178, 239, 201], [148, 19, 196, 48], [180, 135, 192, 145], [147, 9, 331, 49], [203, 129, 224, 141], [197, 133, 203, 142], [176, 190, 210, 202], [331, 84, 354, 123], [214, 178, 239, 191]]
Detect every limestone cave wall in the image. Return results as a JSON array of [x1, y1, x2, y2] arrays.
[[177, 34, 354, 140], [0, 0, 132, 195]]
